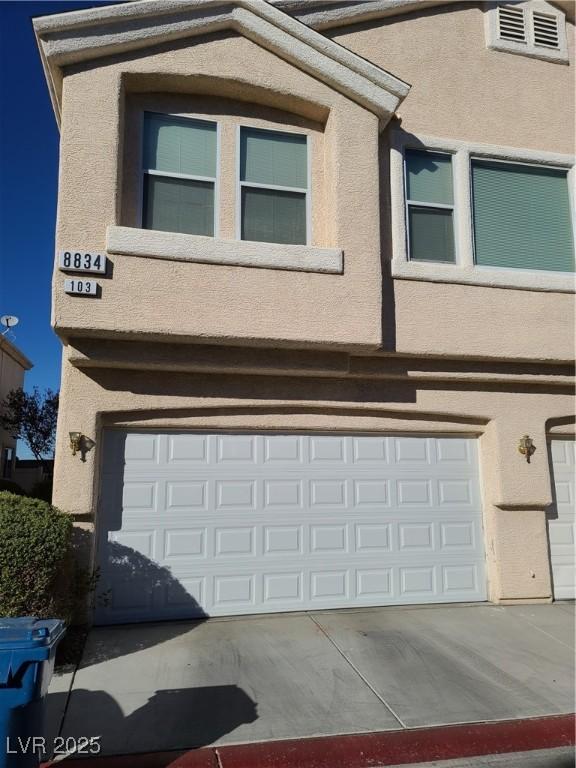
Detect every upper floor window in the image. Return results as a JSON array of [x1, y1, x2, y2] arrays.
[[405, 150, 455, 264], [239, 127, 309, 245], [403, 148, 575, 274], [471, 160, 574, 273], [485, 1, 568, 63], [143, 112, 218, 237], [141, 112, 311, 247]]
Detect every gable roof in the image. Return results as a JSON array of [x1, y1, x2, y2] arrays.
[[33, 0, 410, 127]]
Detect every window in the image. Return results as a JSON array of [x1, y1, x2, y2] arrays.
[[142, 113, 217, 236], [405, 150, 455, 263], [239, 127, 308, 245], [486, 2, 568, 63], [472, 160, 575, 273], [391, 133, 575, 289]]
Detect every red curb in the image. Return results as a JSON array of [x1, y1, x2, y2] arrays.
[[42, 713, 575, 768], [212, 714, 576, 768]]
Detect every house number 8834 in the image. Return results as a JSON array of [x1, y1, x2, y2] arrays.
[[58, 250, 106, 274]]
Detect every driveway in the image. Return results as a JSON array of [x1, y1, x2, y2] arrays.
[[47, 602, 575, 757]]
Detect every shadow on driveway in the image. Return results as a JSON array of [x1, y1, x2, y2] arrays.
[[46, 684, 258, 757]]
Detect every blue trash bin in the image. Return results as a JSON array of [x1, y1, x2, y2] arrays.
[[0, 618, 65, 768]]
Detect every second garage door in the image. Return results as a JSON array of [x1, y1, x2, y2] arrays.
[[548, 438, 576, 600], [96, 431, 487, 624]]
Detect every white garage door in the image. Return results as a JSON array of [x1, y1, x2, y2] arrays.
[[548, 438, 576, 600], [95, 431, 487, 624]]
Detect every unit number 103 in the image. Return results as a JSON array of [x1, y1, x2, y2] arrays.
[[58, 250, 106, 274], [64, 278, 98, 296]]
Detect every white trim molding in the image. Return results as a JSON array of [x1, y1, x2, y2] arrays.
[[484, 1, 569, 64], [107, 225, 343, 274], [390, 131, 576, 293], [33, 0, 409, 128], [391, 260, 576, 293]]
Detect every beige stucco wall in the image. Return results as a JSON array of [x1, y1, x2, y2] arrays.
[[330, 2, 575, 154]]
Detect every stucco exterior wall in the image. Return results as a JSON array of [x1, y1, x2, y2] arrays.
[[391, 280, 575, 362], [330, 2, 575, 153]]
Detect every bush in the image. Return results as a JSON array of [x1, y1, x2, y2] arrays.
[[0, 491, 77, 622], [30, 476, 53, 503], [0, 479, 26, 496]]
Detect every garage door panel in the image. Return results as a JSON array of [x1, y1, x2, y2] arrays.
[[164, 528, 206, 559], [166, 482, 207, 510], [167, 433, 209, 463], [101, 518, 484, 564], [113, 476, 480, 513], [96, 559, 486, 624], [96, 432, 486, 623], [111, 434, 481, 473], [549, 438, 576, 600]]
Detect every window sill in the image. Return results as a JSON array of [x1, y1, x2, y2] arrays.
[[391, 260, 576, 293], [106, 226, 343, 274]]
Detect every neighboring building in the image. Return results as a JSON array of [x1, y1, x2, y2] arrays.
[[34, 0, 575, 625], [0, 335, 32, 480], [13, 458, 54, 494]]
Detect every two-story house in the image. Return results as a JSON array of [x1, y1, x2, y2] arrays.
[[34, 0, 575, 625]]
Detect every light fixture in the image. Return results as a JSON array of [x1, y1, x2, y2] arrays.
[[69, 431, 82, 456], [518, 435, 536, 463]]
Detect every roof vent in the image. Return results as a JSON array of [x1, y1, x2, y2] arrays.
[[497, 6, 526, 42], [487, 2, 567, 63], [532, 10, 560, 48]]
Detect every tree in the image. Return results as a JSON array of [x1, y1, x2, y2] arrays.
[[0, 388, 59, 470]]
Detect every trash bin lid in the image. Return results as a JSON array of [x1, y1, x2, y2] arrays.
[[0, 617, 65, 650]]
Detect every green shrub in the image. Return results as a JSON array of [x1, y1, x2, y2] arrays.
[[30, 476, 53, 503], [0, 491, 76, 622], [0, 479, 26, 496]]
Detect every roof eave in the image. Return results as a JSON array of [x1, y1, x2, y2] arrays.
[[0, 335, 33, 372], [33, 0, 410, 130]]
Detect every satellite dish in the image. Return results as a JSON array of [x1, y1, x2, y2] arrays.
[[0, 316, 19, 334]]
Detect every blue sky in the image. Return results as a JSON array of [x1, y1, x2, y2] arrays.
[[0, 1, 116, 397]]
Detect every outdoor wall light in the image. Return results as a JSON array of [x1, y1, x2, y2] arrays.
[[69, 432, 96, 461], [518, 435, 536, 463], [69, 431, 82, 456]]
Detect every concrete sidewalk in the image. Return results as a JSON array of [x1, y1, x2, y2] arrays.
[[385, 749, 575, 767], [47, 602, 575, 757]]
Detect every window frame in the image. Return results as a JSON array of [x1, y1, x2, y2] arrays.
[[403, 148, 459, 265], [235, 124, 312, 246], [391, 131, 576, 292], [139, 110, 221, 238]]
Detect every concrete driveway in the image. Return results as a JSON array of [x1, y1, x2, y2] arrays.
[[48, 602, 575, 757]]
